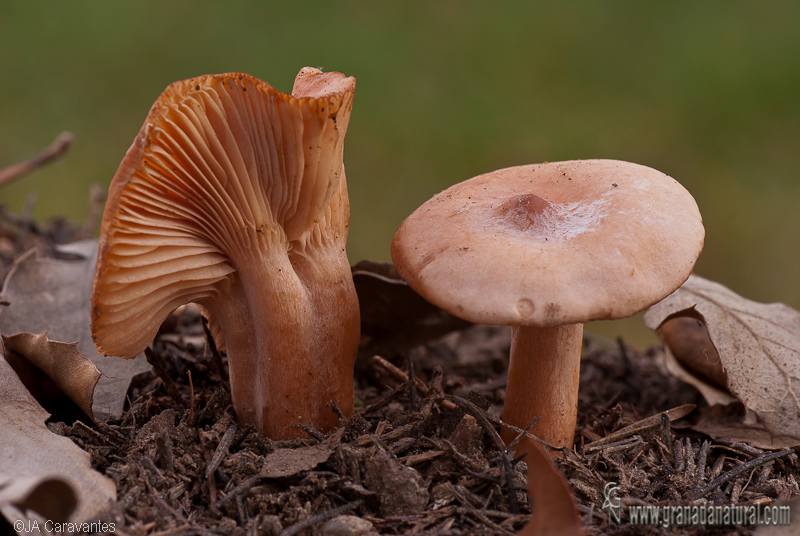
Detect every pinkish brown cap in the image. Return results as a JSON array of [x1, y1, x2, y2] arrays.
[[391, 159, 704, 327]]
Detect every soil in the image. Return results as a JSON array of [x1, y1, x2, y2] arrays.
[[1, 206, 798, 536]]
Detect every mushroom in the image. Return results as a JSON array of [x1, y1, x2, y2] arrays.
[[91, 69, 360, 439], [391, 160, 704, 453]]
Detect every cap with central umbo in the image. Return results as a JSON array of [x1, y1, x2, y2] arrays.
[[392, 159, 704, 452]]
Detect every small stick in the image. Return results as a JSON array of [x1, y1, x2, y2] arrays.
[[419, 366, 444, 419], [372, 354, 427, 396], [230, 424, 255, 452], [206, 449, 218, 506], [186, 370, 196, 426], [693, 448, 795, 499], [447, 483, 515, 536], [205, 423, 237, 478], [662, 412, 674, 461], [0, 132, 74, 187], [278, 500, 363, 536], [583, 404, 695, 450], [695, 439, 711, 484], [507, 417, 541, 452], [328, 399, 347, 424], [297, 423, 325, 442], [408, 352, 419, 410], [443, 394, 520, 515], [201, 316, 228, 387], [215, 475, 261, 508]]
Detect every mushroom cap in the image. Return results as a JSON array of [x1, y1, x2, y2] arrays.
[[391, 159, 704, 327], [92, 69, 355, 358]]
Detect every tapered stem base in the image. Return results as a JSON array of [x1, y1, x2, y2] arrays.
[[209, 245, 359, 440]]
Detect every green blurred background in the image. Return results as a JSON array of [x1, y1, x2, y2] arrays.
[[2, 1, 799, 346]]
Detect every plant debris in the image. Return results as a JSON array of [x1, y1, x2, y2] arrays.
[[1, 207, 799, 535]]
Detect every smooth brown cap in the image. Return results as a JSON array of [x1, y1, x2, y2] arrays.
[[92, 69, 355, 358], [391, 159, 704, 326]]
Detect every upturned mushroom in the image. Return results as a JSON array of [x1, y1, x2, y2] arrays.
[[391, 160, 704, 453], [91, 69, 360, 439]]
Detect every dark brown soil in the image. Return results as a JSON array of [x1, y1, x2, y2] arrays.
[[2, 206, 798, 536]]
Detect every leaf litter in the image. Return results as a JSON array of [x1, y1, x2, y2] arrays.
[[645, 274, 800, 447], [1, 208, 799, 535]]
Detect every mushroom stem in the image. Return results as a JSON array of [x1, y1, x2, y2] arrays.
[[208, 241, 359, 440], [502, 323, 582, 454]]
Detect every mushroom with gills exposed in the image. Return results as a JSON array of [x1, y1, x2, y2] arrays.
[[91, 68, 360, 440], [391, 159, 704, 456]]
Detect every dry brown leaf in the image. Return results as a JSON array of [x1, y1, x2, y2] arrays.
[[0, 475, 76, 525], [352, 260, 471, 355], [680, 403, 800, 450], [644, 274, 800, 443], [0, 240, 150, 420], [518, 441, 584, 536], [259, 444, 335, 479], [3, 332, 100, 420], [259, 430, 343, 479], [0, 336, 116, 526]]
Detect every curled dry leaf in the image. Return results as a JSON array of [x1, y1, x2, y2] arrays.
[[644, 274, 800, 444], [0, 475, 76, 525], [0, 336, 116, 526], [655, 315, 737, 408], [686, 403, 800, 450], [0, 240, 149, 420], [518, 440, 584, 536], [2, 332, 100, 420]]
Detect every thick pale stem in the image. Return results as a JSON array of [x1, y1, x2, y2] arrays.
[[207, 242, 359, 439], [502, 323, 583, 454]]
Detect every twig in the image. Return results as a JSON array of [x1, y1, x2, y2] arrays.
[[186, 371, 196, 425], [446, 483, 515, 536], [205, 423, 237, 478], [408, 352, 419, 410], [695, 439, 711, 484], [419, 365, 444, 419], [215, 475, 261, 508], [492, 414, 564, 453], [372, 354, 427, 396], [443, 394, 520, 515], [328, 399, 347, 425], [507, 417, 541, 452], [0, 132, 74, 187], [278, 500, 363, 536], [583, 404, 695, 451], [201, 316, 228, 388], [297, 423, 325, 442], [693, 448, 795, 499]]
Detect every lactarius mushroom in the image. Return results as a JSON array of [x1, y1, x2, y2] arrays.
[[391, 160, 704, 452], [91, 69, 360, 439]]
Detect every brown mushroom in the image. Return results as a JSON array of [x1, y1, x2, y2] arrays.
[[91, 69, 360, 439], [391, 160, 704, 453]]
